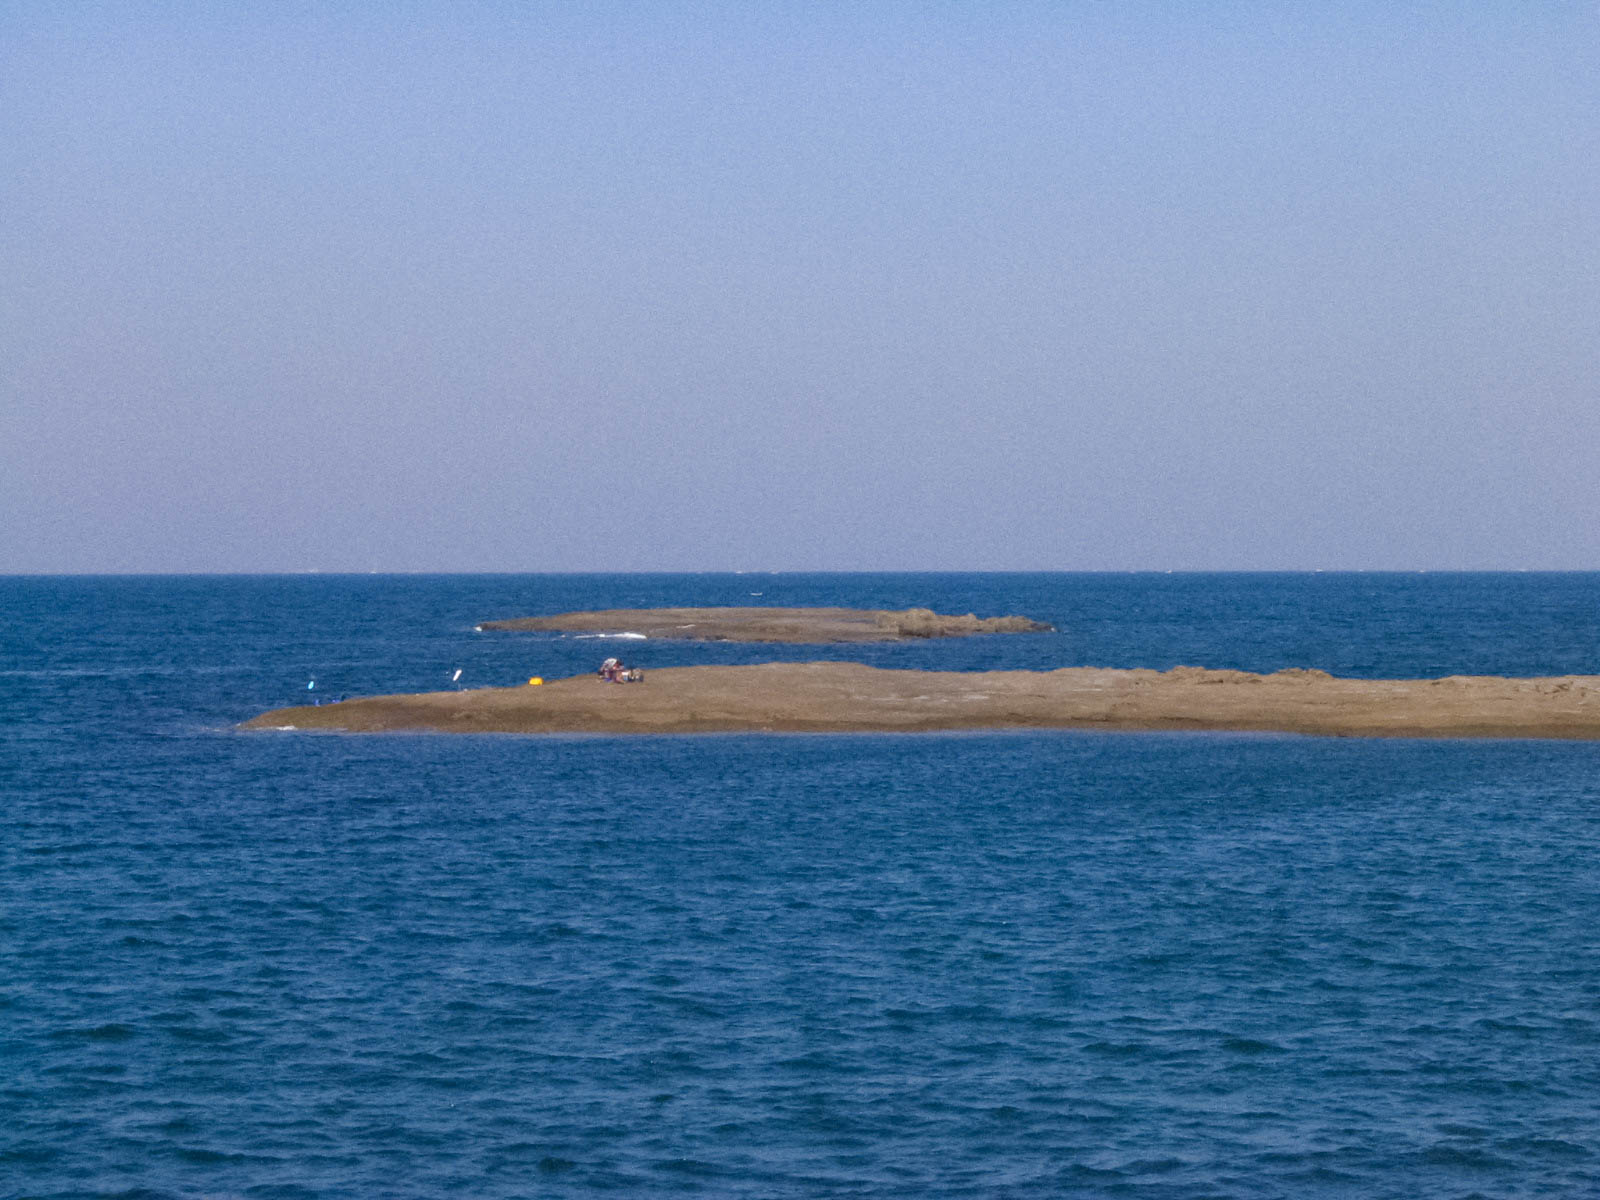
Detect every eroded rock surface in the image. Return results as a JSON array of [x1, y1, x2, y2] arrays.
[[243, 662, 1600, 740], [478, 606, 1054, 642]]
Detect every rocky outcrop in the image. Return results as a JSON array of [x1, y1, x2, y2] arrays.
[[478, 606, 1054, 643], [243, 662, 1600, 741]]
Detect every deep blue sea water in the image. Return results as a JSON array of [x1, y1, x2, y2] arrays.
[[5, 573, 1600, 1199]]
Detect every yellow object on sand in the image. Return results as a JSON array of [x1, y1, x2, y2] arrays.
[[528, 677, 543, 686]]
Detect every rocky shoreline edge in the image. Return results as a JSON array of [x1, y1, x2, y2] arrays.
[[241, 662, 1600, 740], [476, 606, 1054, 642]]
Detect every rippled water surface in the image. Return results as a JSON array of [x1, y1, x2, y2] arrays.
[[5, 574, 1600, 1198]]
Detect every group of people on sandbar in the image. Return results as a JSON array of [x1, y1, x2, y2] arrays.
[[598, 656, 643, 683]]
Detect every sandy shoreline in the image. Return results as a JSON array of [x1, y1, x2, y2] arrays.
[[242, 662, 1600, 740], [477, 606, 1053, 642]]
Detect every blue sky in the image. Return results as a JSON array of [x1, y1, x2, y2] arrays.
[[3, 2, 1596, 571]]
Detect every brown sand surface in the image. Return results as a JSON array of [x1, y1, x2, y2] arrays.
[[242, 662, 1600, 740], [477, 606, 1053, 642]]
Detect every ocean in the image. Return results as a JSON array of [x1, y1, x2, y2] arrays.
[[5, 573, 1600, 1198]]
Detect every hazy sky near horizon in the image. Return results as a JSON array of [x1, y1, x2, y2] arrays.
[[4, 2, 1597, 572]]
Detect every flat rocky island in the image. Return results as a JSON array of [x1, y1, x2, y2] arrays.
[[242, 662, 1600, 740], [477, 606, 1053, 642]]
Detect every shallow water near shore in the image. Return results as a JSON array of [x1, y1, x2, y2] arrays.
[[6, 573, 1600, 1198]]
